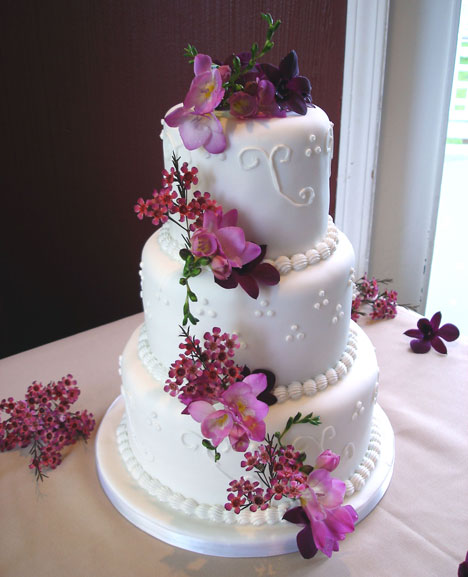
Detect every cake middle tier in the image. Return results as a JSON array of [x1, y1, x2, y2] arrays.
[[140, 227, 355, 387]]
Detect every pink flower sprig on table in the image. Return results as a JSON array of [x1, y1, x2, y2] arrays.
[[351, 274, 398, 321], [403, 311, 460, 354], [0, 375, 95, 481]]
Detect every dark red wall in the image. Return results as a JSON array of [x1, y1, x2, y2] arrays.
[[0, 0, 347, 358]]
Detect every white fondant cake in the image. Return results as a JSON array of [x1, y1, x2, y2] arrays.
[[119, 104, 381, 526]]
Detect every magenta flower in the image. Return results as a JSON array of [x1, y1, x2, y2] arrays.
[[314, 449, 340, 472], [259, 50, 312, 115], [229, 79, 284, 119], [187, 373, 269, 452], [184, 54, 225, 114], [165, 106, 226, 154], [164, 54, 227, 154], [459, 551, 468, 577], [404, 311, 459, 354], [192, 208, 261, 281], [215, 244, 280, 299], [283, 466, 358, 558]]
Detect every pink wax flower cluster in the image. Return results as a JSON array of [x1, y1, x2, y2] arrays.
[[0, 375, 95, 481], [351, 274, 398, 321], [165, 14, 313, 153], [165, 327, 272, 455], [134, 160, 217, 231], [225, 442, 310, 513]]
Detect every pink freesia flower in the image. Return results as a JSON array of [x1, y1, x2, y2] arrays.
[[283, 453, 357, 559], [165, 106, 226, 154], [187, 373, 269, 452], [164, 54, 227, 153], [192, 208, 261, 280], [184, 54, 225, 114], [314, 449, 340, 472]]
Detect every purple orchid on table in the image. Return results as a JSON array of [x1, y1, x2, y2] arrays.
[[459, 551, 468, 577], [403, 311, 460, 354], [283, 452, 358, 558]]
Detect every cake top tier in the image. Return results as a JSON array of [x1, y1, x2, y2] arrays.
[[161, 105, 333, 259]]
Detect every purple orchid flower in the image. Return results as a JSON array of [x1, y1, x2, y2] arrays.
[[229, 79, 285, 119], [404, 311, 459, 354], [259, 50, 312, 115], [241, 367, 277, 406], [459, 551, 468, 577], [187, 373, 269, 452], [215, 244, 280, 299], [283, 452, 357, 558], [164, 54, 227, 153]]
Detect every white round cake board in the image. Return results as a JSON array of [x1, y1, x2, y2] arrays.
[[96, 396, 394, 558]]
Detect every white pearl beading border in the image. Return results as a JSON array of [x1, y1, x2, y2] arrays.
[[267, 216, 339, 275], [158, 216, 339, 275], [116, 413, 380, 524], [345, 420, 382, 497], [117, 413, 292, 526], [137, 324, 357, 400], [273, 326, 358, 403], [138, 325, 167, 383]]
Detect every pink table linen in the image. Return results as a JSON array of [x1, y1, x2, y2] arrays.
[[0, 307, 467, 577]]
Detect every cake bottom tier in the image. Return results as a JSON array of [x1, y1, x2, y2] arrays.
[[119, 322, 380, 524]]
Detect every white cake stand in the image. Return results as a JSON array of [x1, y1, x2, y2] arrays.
[[96, 396, 394, 558]]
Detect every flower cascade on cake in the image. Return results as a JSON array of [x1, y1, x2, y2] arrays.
[[165, 13, 313, 154], [135, 154, 280, 325], [134, 14, 358, 559]]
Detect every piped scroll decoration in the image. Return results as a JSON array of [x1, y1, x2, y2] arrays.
[[239, 144, 315, 207]]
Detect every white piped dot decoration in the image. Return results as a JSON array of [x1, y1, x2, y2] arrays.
[[285, 323, 305, 343], [352, 401, 365, 421], [274, 327, 358, 402]]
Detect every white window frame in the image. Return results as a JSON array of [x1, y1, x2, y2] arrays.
[[335, 0, 390, 277], [337, 0, 461, 311]]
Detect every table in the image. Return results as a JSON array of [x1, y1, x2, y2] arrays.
[[1, 307, 467, 577]]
